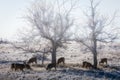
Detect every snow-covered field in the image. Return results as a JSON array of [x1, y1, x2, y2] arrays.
[[0, 42, 120, 80]]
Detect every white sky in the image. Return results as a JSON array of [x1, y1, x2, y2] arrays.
[[0, 0, 32, 41], [0, 0, 120, 41]]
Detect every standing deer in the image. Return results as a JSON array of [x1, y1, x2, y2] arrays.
[[57, 57, 65, 65], [11, 63, 26, 71], [11, 62, 32, 71], [99, 58, 107, 65], [27, 57, 37, 64]]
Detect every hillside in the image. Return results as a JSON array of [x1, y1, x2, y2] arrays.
[[0, 42, 120, 80]]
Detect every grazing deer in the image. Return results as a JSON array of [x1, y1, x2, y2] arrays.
[[57, 57, 65, 65], [11, 62, 32, 71], [46, 63, 56, 70], [11, 63, 25, 71], [99, 58, 107, 65], [82, 61, 93, 69], [27, 57, 37, 64]]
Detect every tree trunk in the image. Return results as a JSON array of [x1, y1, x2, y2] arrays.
[[92, 36, 98, 69], [42, 52, 45, 65], [92, 49, 97, 69], [51, 47, 56, 64], [42, 48, 46, 65], [51, 47, 57, 70]]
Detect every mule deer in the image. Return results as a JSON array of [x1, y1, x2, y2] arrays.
[[99, 58, 107, 65], [57, 57, 65, 65], [11, 63, 25, 71], [27, 57, 37, 64], [11, 62, 32, 71], [82, 61, 93, 69], [46, 63, 56, 70]]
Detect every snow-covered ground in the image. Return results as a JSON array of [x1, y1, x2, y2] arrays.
[[0, 42, 120, 80]]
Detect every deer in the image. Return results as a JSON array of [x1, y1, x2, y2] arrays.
[[82, 61, 93, 69], [57, 57, 65, 65], [99, 58, 107, 65], [11, 62, 32, 71], [11, 63, 25, 71], [27, 57, 37, 64], [46, 63, 56, 70]]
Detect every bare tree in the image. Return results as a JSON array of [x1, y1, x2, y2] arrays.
[[11, 28, 51, 64], [24, 0, 76, 65], [11, 37, 51, 65], [75, 0, 118, 68]]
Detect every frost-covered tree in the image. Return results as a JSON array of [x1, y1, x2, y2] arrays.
[[76, 0, 118, 68], [24, 0, 76, 65]]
